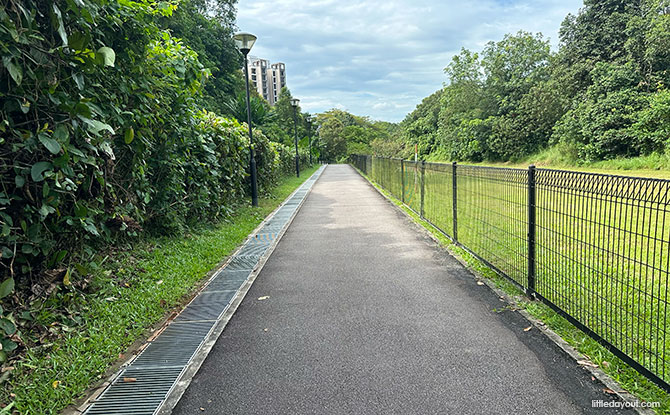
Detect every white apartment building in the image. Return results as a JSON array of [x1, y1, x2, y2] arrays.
[[247, 57, 286, 106]]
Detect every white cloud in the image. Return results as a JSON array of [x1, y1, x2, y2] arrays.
[[236, 0, 584, 122]]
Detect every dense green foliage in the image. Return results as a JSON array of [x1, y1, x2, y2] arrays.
[[381, 0, 670, 164], [315, 109, 397, 162], [165, 0, 243, 113], [222, 86, 318, 163], [0, 0, 310, 396]]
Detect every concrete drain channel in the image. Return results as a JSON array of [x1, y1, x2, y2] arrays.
[[83, 166, 326, 415]]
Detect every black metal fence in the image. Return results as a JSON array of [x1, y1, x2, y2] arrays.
[[350, 154, 670, 392]]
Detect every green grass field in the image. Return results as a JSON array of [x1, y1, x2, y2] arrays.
[[363, 156, 670, 393], [452, 148, 670, 180]]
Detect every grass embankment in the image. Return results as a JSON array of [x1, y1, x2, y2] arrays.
[[1, 166, 320, 415], [428, 147, 670, 179], [356, 166, 670, 414]]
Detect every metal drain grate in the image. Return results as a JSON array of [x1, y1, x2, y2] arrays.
[[237, 242, 269, 257], [85, 367, 183, 415], [174, 291, 236, 322], [274, 208, 294, 216], [213, 269, 250, 281], [204, 278, 245, 292], [225, 255, 260, 271], [248, 232, 277, 244], [130, 322, 214, 369], [130, 338, 199, 369], [259, 225, 284, 234], [151, 321, 215, 341], [264, 216, 288, 225]]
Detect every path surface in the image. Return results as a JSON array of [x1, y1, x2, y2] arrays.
[[173, 164, 629, 415]]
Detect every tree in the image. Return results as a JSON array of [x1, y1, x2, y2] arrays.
[[318, 115, 347, 162], [399, 89, 444, 158], [271, 87, 299, 143], [222, 91, 273, 126], [434, 32, 553, 161], [315, 109, 393, 161], [165, 0, 243, 114]]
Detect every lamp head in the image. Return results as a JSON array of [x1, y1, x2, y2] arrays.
[[233, 32, 257, 54]]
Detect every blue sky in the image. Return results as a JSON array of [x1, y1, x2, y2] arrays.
[[236, 0, 584, 122]]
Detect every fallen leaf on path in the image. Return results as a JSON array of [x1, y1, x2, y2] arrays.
[[263, 328, 268, 332], [257, 296, 270, 301], [577, 360, 598, 368], [523, 326, 532, 332], [123, 377, 137, 383], [603, 388, 616, 395], [476, 281, 485, 286], [591, 376, 596, 381]]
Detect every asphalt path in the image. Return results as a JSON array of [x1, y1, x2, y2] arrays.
[[173, 164, 632, 415]]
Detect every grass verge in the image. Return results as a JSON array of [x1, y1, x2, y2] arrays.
[[1, 165, 320, 415], [356, 167, 670, 414], [449, 147, 670, 179]]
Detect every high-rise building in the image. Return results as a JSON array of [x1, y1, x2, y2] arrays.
[[247, 57, 286, 106]]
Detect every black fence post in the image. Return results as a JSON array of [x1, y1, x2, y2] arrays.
[[420, 160, 425, 218], [400, 159, 405, 204], [452, 162, 458, 243], [527, 165, 537, 297]]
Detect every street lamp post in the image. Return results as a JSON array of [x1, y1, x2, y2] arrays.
[[234, 32, 259, 207], [290, 98, 300, 177], [306, 115, 313, 165]]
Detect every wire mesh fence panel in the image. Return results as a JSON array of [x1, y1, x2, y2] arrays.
[[371, 156, 382, 188], [350, 155, 369, 174], [456, 166, 529, 287], [535, 169, 670, 385], [375, 157, 403, 200], [403, 160, 422, 214], [423, 162, 454, 239]]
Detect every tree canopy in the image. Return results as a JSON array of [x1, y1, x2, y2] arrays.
[[376, 0, 670, 164]]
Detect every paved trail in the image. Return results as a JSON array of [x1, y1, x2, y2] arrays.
[[173, 164, 629, 415]]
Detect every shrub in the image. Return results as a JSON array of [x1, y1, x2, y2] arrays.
[[0, 0, 306, 366]]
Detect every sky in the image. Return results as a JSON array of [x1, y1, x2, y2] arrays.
[[236, 0, 584, 123]]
